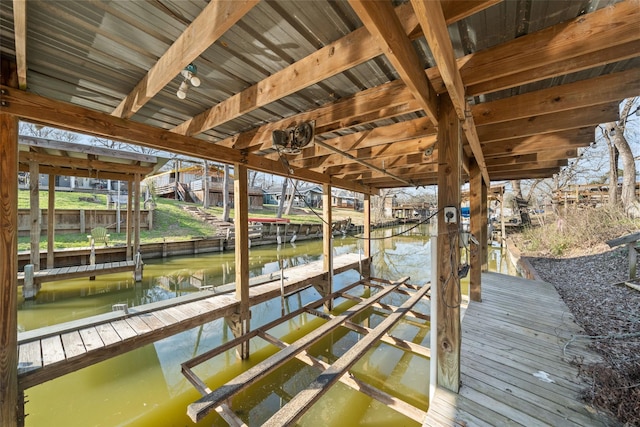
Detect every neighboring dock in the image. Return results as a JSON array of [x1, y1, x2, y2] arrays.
[[17, 253, 365, 390], [16, 261, 136, 286], [423, 272, 616, 427]]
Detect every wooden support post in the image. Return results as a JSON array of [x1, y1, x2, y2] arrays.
[[79, 209, 85, 234], [628, 243, 637, 280], [126, 180, 132, 260], [469, 159, 483, 302], [436, 95, 461, 393], [89, 238, 96, 280], [23, 264, 36, 299], [134, 173, 141, 255], [481, 180, 488, 271], [362, 194, 371, 278], [29, 161, 40, 270], [322, 184, 333, 312], [47, 175, 56, 269], [0, 111, 19, 427], [234, 163, 250, 359]]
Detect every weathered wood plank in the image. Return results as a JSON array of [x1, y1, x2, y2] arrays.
[[18, 341, 42, 374], [187, 279, 407, 422], [424, 272, 617, 426], [262, 283, 430, 426], [79, 327, 105, 351], [60, 331, 86, 359], [41, 336, 65, 366], [110, 319, 138, 340], [125, 316, 153, 335], [95, 324, 122, 346]]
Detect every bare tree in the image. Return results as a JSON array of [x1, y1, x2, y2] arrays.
[[603, 97, 640, 216], [20, 122, 79, 142], [276, 179, 288, 218], [284, 179, 298, 216]]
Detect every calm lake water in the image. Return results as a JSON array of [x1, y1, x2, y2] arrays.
[[19, 223, 509, 426]]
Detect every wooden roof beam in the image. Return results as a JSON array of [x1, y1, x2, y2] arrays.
[[172, 1, 498, 137], [472, 69, 640, 126], [411, 0, 489, 185], [488, 160, 568, 174], [428, 0, 640, 96], [477, 102, 620, 143], [467, 41, 640, 97], [18, 164, 137, 182], [215, 80, 420, 152], [349, 0, 438, 124], [12, 0, 27, 89], [488, 168, 563, 181], [112, 0, 258, 119], [482, 129, 593, 158], [19, 152, 155, 175], [2, 86, 374, 195]]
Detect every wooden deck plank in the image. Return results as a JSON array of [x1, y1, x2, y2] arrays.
[[17, 261, 137, 285], [79, 327, 105, 351], [95, 323, 122, 346], [17, 255, 365, 390], [60, 331, 86, 359], [18, 341, 42, 374], [151, 309, 180, 326], [111, 319, 138, 340], [137, 312, 166, 331], [41, 336, 65, 366], [125, 316, 153, 334], [423, 272, 618, 427]]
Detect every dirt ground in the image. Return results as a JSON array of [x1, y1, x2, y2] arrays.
[[520, 246, 640, 426]]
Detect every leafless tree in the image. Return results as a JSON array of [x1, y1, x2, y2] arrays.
[[276, 179, 288, 218], [602, 97, 639, 216]]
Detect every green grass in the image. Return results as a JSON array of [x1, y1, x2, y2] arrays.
[[17, 191, 364, 251], [18, 189, 108, 210]]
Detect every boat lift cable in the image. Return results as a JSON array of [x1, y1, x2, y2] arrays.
[[276, 151, 442, 241]]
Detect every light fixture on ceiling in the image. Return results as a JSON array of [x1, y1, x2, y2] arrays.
[[272, 121, 315, 155], [176, 63, 201, 99]]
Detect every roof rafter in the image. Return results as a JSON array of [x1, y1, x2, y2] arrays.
[[112, 0, 259, 119], [411, 0, 489, 185], [12, 0, 27, 89], [2, 85, 374, 195], [348, 0, 438, 124]]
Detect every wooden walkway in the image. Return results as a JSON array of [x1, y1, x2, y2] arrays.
[[423, 272, 618, 427], [17, 261, 136, 285], [17, 253, 364, 390]]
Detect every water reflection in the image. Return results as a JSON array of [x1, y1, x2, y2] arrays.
[[22, 223, 509, 426]]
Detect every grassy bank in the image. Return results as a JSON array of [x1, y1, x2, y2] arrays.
[[18, 190, 363, 251], [514, 205, 639, 257]]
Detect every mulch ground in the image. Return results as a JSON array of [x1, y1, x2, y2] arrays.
[[522, 247, 640, 426]]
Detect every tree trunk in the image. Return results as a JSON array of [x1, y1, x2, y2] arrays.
[[284, 179, 297, 216], [605, 133, 620, 207], [276, 179, 288, 218], [222, 164, 230, 222]]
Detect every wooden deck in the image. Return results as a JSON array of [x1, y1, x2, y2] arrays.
[[16, 261, 136, 285], [423, 272, 618, 427], [17, 253, 365, 390]]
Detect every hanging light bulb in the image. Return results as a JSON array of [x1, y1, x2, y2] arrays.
[[176, 63, 201, 99], [176, 80, 189, 99]]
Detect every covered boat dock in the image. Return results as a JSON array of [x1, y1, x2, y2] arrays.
[[1, 0, 638, 425]]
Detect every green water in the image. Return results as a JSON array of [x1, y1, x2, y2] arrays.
[[20, 224, 507, 426]]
